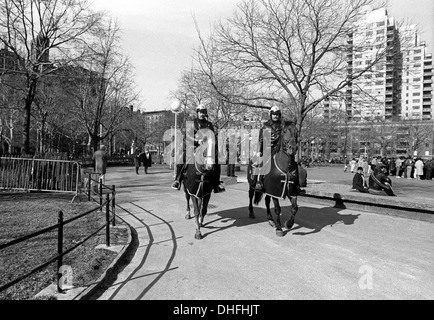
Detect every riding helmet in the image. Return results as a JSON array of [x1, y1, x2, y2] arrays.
[[196, 104, 207, 114], [269, 105, 281, 116]]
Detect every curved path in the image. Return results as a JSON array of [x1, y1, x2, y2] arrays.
[[92, 165, 434, 300]]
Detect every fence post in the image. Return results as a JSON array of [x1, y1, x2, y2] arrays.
[[106, 193, 110, 247], [99, 177, 103, 211], [112, 185, 116, 226], [57, 211, 64, 293]]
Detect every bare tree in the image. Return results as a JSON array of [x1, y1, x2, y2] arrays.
[[0, 0, 103, 154], [195, 0, 393, 159], [61, 17, 139, 153]]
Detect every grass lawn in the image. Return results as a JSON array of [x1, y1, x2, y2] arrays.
[[0, 192, 129, 300]]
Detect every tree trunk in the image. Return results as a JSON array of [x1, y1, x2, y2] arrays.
[[22, 76, 38, 154]]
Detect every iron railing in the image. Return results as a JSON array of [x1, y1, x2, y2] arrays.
[[0, 180, 116, 294]]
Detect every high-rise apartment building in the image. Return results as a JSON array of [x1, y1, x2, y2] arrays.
[[345, 7, 433, 122]]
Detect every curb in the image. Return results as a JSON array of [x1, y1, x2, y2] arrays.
[[300, 189, 434, 223], [74, 215, 134, 300]]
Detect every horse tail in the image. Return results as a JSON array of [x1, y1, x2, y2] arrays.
[[254, 190, 263, 205]]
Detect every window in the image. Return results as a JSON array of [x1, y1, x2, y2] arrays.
[[377, 21, 385, 27], [413, 99, 420, 103], [413, 92, 421, 96], [414, 56, 422, 61]]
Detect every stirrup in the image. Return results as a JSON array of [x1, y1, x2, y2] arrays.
[[214, 182, 226, 193], [255, 182, 263, 191], [172, 181, 181, 190]]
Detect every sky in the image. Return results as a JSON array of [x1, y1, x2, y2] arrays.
[[91, 0, 434, 112]]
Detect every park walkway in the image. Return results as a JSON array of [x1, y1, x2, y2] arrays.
[[65, 164, 434, 300]]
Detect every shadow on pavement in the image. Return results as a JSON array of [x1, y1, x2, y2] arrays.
[[197, 204, 360, 238], [289, 206, 360, 236]]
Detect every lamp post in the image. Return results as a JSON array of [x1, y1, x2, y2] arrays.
[[171, 100, 183, 178]]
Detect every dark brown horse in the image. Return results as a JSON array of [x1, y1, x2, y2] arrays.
[[182, 137, 217, 240], [247, 122, 299, 237]]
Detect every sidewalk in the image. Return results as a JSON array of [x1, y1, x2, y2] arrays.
[[53, 163, 434, 300]]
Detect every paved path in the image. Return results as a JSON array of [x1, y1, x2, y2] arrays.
[[91, 164, 434, 300]]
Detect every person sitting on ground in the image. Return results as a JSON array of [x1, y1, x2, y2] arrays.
[[352, 166, 369, 193], [369, 163, 395, 196]]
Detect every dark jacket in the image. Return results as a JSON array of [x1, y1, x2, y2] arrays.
[[259, 119, 298, 156], [141, 151, 152, 167], [352, 172, 367, 192]]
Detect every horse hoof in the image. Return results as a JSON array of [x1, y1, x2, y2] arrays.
[[285, 216, 295, 229], [276, 229, 284, 237], [249, 211, 255, 219], [268, 219, 276, 228], [185, 213, 191, 220], [195, 231, 203, 240]]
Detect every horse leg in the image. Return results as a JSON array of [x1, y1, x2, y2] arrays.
[[265, 195, 275, 227], [184, 187, 192, 220], [285, 196, 298, 230], [191, 197, 203, 240], [248, 187, 255, 219], [273, 198, 284, 237], [200, 194, 211, 227]]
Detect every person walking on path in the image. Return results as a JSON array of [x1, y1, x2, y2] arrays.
[[349, 158, 357, 173], [352, 166, 369, 193], [298, 162, 308, 188], [93, 145, 108, 184], [425, 158, 433, 180], [141, 147, 152, 174], [395, 156, 403, 178], [414, 158, 424, 180], [134, 148, 141, 175]]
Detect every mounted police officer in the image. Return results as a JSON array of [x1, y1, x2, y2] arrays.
[[171, 104, 225, 193], [254, 106, 302, 194]]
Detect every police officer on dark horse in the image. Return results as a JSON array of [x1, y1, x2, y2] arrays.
[[171, 104, 225, 239], [248, 105, 303, 237]]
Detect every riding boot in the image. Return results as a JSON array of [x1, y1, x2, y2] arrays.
[[213, 164, 225, 193], [172, 164, 185, 190]]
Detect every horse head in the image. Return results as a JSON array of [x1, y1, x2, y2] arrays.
[[194, 133, 216, 174]]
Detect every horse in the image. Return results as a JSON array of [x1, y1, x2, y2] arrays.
[[247, 122, 299, 237], [182, 135, 218, 240]]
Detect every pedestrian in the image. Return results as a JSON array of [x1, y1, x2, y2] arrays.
[[298, 162, 308, 188], [141, 147, 152, 174], [395, 156, 403, 178], [361, 157, 369, 179], [93, 145, 108, 184], [425, 158, 433, 180], [371, 156, 378, 172], [352, 166, 369, 193], [225, 136, 237, 177], [414, 158, 424, 180], [349, 158, 357, 173], [134, 148, 141, 174], [171, 104, 225, 193]]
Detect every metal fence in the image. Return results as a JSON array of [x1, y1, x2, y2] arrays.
[[0, 179, 116, 294], [0, 157, 81, 194]]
